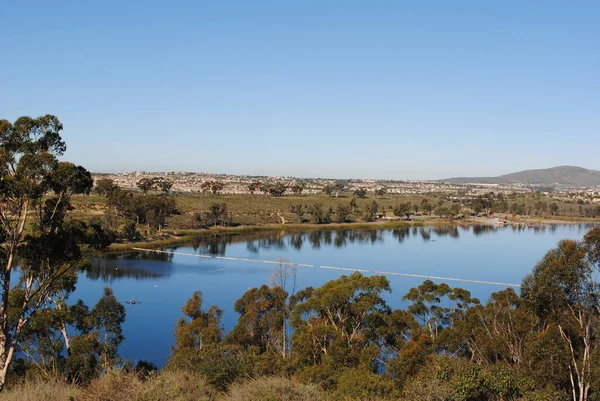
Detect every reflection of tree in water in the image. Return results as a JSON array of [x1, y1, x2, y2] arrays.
[[308, 231, 323, 249], [392, 227, 410, 243], [189, 235, 232, 255], [334, 230, 350, 248], [289, 233, 304, 251], [472, 225, 498, 236], [419, 227, 431, 241], [104, 251, 174, 262], [87, 258, 167, 282], [434, 225, 460, 238]]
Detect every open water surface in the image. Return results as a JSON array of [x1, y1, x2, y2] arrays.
[[75, 223, 595, 366]]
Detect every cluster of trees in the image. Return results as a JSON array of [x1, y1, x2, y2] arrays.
[[94, 178, 120, 195], [461, 192, 600, 219], [167, 227, 600, 400], [290, 199, 378, 224], [322, 182, 346, 197], [107, 189, 177, 234], [391, 199, 457, 220], [135, 177, 173, 194], [247, 181, 306, 197], [193, 203, 231, 227], [17, 287, 126, 385], [201, 180, 225, 195]]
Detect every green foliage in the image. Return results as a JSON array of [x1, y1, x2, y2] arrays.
[[354, 187, 367, 198], [290, 182, 305, 196], [91, 287, 126, 370], [136, 177, 156, 194], [374, 187, 387, 198], [364, 200, 378, 221], [336, 203, 352, 223], [290, 272, 391, 380], [228, 285, 288, 354], [332, 368, 399, 400], [107, 190, 177, 230], [201, 180, 225, 195], [268, 182, 288, 197], [0, 115, 113, 389], [95, 178, 119, 196]]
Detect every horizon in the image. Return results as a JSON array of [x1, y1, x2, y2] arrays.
[[91, 164, 599, 183], [2, 1, 599, 179]]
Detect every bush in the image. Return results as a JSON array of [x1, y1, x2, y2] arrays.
[[331, 368, 399, 400], [222, 377, 323, 401]]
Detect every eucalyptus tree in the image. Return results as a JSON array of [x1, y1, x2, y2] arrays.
[[155, 177, 173, 194], [521, 237, 600, 401], [290, 272, 391, 370], [91, 287, 126, 370], [247, 180, 261, 195], [0, 115, 107, 389], [136, 177, 156, 194], [322, 184, 334, 196], [228, 285, 288, 355], [353, 187, 367, 199], [94, 178, 119, 196], [334, 182, 345, 198], [290, 182, 305, 196], [336, 203, 351, 223], [374, 188, 387, 198]]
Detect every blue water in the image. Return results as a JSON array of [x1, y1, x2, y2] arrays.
[[74, 224, 595, 367]]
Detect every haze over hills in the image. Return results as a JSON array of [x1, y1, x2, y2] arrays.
[[441, 166, 600, 186]]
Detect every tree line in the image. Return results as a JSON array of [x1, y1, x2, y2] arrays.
[[163, 226, 600, 400]]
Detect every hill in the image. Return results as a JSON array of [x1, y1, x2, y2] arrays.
[[441, 166, 600, 186]]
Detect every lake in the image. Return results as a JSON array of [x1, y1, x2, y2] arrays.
[[75, 223, 595, 367]]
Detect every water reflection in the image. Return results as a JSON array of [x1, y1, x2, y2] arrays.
[[86, 224, 595, 282], [88, 258, 169, 282]]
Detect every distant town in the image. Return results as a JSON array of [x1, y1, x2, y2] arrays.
[[93, 171, 600, 204]]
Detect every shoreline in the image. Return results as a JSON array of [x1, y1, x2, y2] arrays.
[[106, 216, 599, 252]]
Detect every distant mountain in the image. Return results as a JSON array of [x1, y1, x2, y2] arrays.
[[441, 166, 600, 186]]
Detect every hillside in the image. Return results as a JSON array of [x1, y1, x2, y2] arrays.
[[441, 166, 600, 186]]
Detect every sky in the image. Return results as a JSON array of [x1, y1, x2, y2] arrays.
[[1, 1, 598, 180]]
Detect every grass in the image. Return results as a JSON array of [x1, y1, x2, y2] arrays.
[[1, 377, 80, 401], [3, 372, 322, 401], [222, 377, 323, 401], [67, 191, 599, 252]]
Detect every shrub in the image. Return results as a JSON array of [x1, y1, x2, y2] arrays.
[[331, 368, 399, 400]]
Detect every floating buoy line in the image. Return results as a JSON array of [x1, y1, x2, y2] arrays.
[[131, 247, 520, 288]]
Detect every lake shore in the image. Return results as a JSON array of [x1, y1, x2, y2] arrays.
[[106, 215, 599, 252]]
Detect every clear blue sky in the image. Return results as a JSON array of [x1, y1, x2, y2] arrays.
[[1, 1, 598, 179]]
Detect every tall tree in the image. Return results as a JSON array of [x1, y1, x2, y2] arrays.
[[521, 239, 600, 401], [155, 177, 173, 194], [91, 287, 126, 371], [136, 177, 155, 194], [290, 272, 390, 371], [228, 285, 288, 355], [334, 182, 345, 198], [291, 182, 305, 196], [353, 187, 367, 199], [94, 178, 119, 196], [0, 115, 107, 389]]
